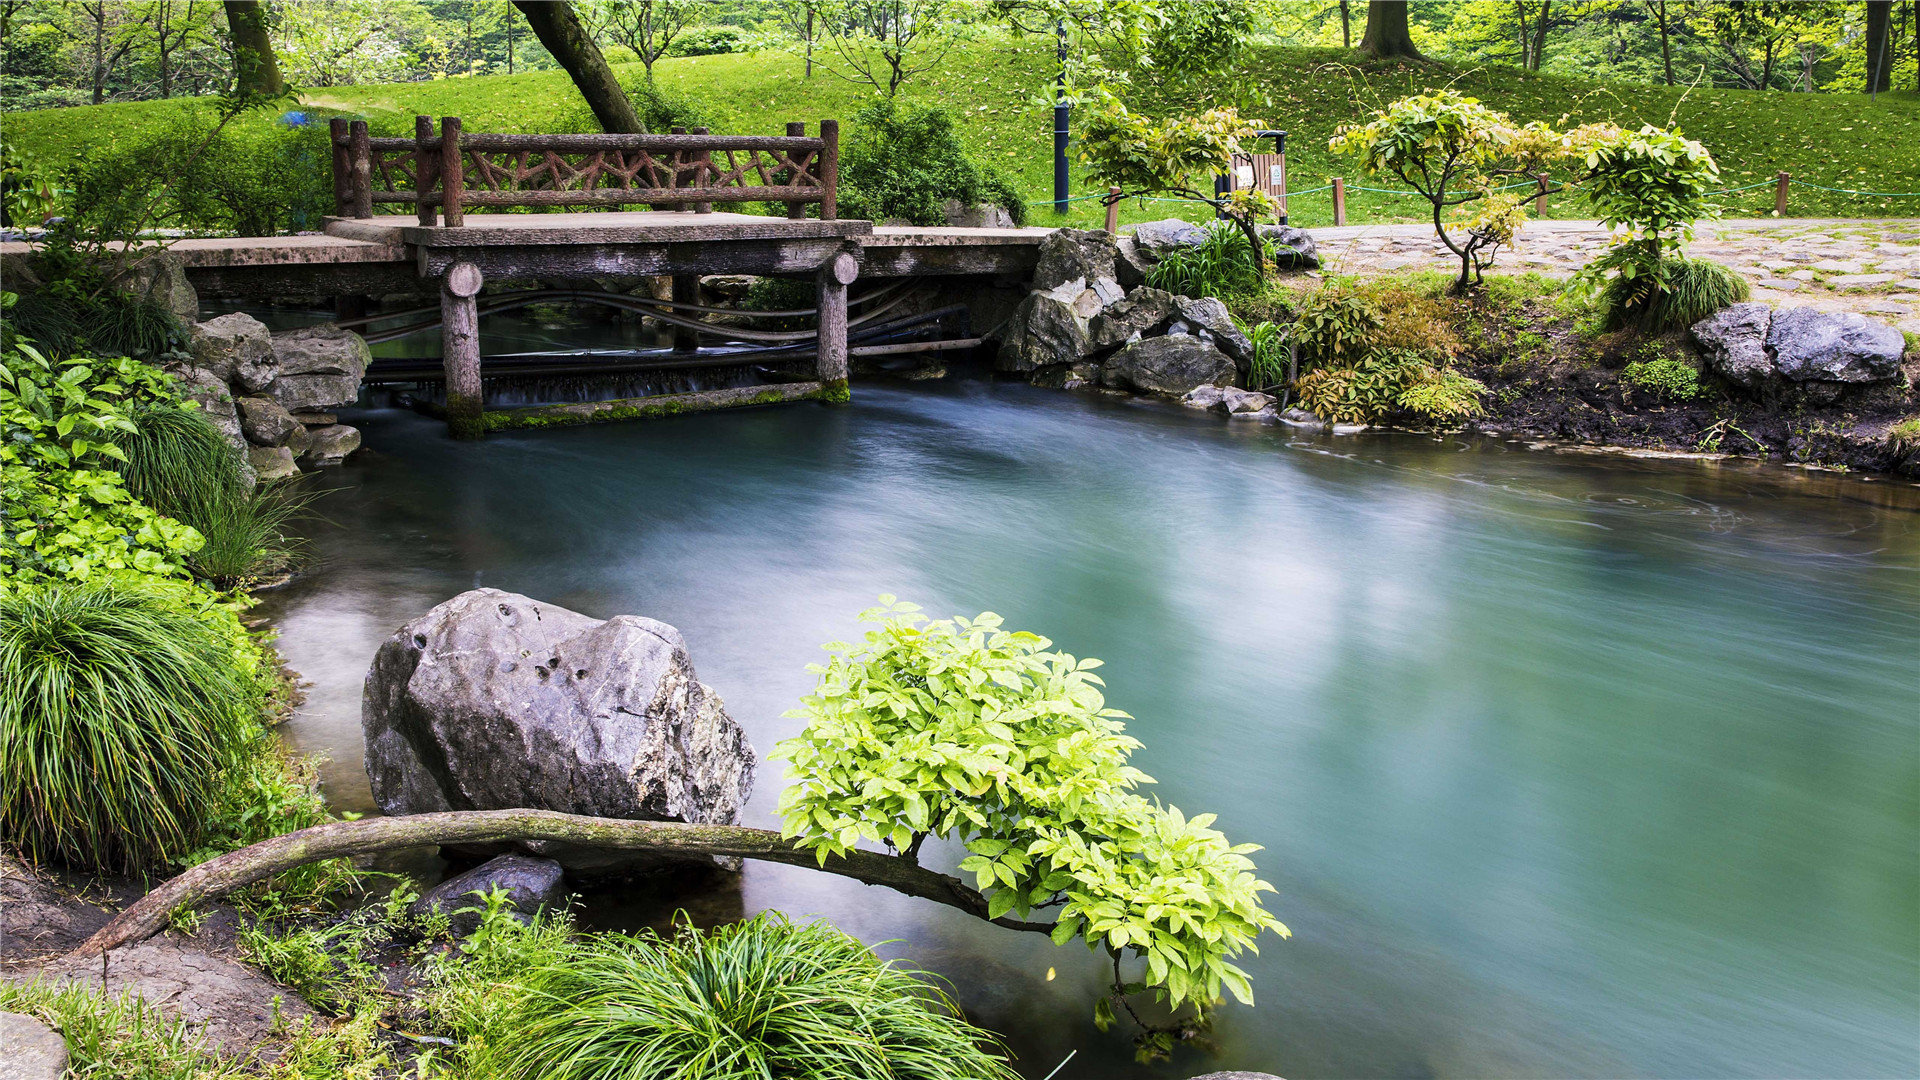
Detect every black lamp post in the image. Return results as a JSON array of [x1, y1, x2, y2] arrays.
[[1054, 20, 1070, 214]]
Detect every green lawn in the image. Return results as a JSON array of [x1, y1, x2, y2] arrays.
[[12, 39, 1920, 229]]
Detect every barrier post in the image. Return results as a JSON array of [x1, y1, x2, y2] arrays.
[[1533, 172, 1549, 217], [1104, 187, 1120, 234], [1774, 172, 1790, 217], [1332, 177, 1346, 226]]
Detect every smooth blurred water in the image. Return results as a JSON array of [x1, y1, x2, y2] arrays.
[[255, 378, 1920, 1079]]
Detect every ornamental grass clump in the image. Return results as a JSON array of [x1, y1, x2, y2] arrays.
[[491, 913, 1020, 1080], [0, 579, 260, 872]]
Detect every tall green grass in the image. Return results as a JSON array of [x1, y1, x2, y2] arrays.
[[486, 913, 1022, 1080], [0, 579, 259, 872], [1599, 256, 1751, 332], [115, 403, 311, 588]]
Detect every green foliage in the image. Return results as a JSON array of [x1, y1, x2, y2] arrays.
[[0, 578, 262, 873], [1397, 368, 1490, 422], [481, 913, 1020, 1080], [1283, 285, 1483, 424], [0, 982, 233, 1079], [840, 101, 1025, 227], [1145, 220, 1262, 298], [0, 340, 205, 588], [1596, 255, 1750, 333], [627, 78, 714, 132], [1622, 357, 1706, 401], [1242, 319, 1290, 389], [1290, 286, 1384, 370], [775, 599, 1286, 1021], [2, 247, 185, 360], [667, 24, 755, 57], [68, 115, 334, 237], [239, 919, 378, 1015]]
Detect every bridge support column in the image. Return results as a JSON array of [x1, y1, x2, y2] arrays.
[[440, 262, 485, 440], [671, 274, 700, 352], [816, 252, 857, 401]]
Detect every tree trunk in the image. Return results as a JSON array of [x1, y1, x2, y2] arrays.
[[223, 0, 283, 97], [1529, 0, 1553, 70], [71, 810, 1053, 959], [1865, 0, 1893, 92], [92, 5, 105, 104], [1658, 0, 1673, 84], [513, 0, 643, 133], [1359, 0, 1424, 59], [1341, 0, 1352, 47]]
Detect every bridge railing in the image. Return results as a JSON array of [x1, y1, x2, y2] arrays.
[[329, 115, 839, 227]]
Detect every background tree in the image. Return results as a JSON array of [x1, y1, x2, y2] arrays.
[[592, 0, 687, 83], [512, 0, 641, 133], [1864, 0, 1893, 91], [779, 0, 819, 76], [138, 0, 219, 98], [222, 0, 282, 96], [818, 0, 957, 97], [1359, 0, 1424, 59]]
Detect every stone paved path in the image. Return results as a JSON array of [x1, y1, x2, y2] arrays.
[[1307, 218, 1920, 334]]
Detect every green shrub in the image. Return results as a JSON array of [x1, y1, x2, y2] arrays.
[[1289, 285, 1383, 369], [0, 579, 260, 872], [486, 913, 1021, 1080], [840, 101, 1024, 228], [1597, 256, 1749, 333], [1145, 220, 1263, 298], [1621, 357, 1706, 401], [1294, 349, 1484, 425], [69, 115, 333, 237], [666, 25, 754, 56], [2, 249, 184, 360]]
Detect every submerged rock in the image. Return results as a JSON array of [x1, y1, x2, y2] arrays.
[[1101, 335, 1237, 397], [411, 854, 566, 936], [267, 326, 369, 412], [362, 589, 755, 872], [298, 423, 360, 468]]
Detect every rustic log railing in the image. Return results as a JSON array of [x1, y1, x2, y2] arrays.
[[329, 115, 839, 225]]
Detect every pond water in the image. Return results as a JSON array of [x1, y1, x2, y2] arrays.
[[255, 369, 1920, 1078]]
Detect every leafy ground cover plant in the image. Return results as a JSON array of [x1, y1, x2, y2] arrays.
[[774, 598, 1286, 1060], [0, 578, 261, 872], [1621, 356, 1707, 401]]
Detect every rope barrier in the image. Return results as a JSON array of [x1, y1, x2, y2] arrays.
[[1786, 178, 1920, 197]]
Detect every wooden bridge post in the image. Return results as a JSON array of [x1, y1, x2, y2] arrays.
[[786, 122, 807, 219], [348, 120, 373, 218], [330, 118, 351, 217], [816, 251, 857, 398], [414, 115, 440, 227], [439, 116, 464, 227], [819, 120, 839, 221], [441, 262, 485, 440], [671, 275, 700, 353]]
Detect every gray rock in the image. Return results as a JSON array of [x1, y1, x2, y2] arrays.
[[1101, 335, 1237, 397], [1259, 223, 1320, 269], [187, 313, 276, 391], [115, 250, 198, 322], [1114, 236, 1151, 287], [236, 395, 302, 448], [1089, 287, 1177, 350], [996, 291, 1093, 373], [1220, 387, 1275, 414], [1767, 307, 1906, 383], [1182, 385, 1229, 410], [39, 940, 317, 1056], [362, 589, 755, 872], [1279, 407, 1327, 430], [942, 198, 1015, 229], [247, 444, 299, 483], [0, 1011, 67, 1080], [411, 854, 566, 936], [298, 423, 360, 468], [1187, 1073, 1285, 1080], [699, 274, 759, 302], [1033, 229, 1120, 291], [1174, 296, 1254, 367], [267, 326, 370, 411], [1691, 302, 1775, 389], [1030, 361, 1103, 390], [166, 364, 249, 456], [291, 411, 338, 426], [1128, 218, 1208, 261]]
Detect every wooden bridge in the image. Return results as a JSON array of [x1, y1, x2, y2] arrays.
[[0, 116, 1050, 438]]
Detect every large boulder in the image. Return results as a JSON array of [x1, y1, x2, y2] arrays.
[[267, 326, 370, 412], [411, 854, 566, 936], [1089, 287, 1177, 351], [115, 250, 198, 322], [1259, 223, 1320, 270], [0, 1012, 67, 1080], [1032, 228, 1120, 291], [1128, 218, 1208, 261], [1173, 296, 1254, 368], [187, 313, 276, 391], [996, 290, 1093, 373], [298, 423, 360, 468], [1101, 335, 1237, 397], [1767, 307, 1906, 384], [362, 589, 755, 871], [1691, 302, 1774, 389]]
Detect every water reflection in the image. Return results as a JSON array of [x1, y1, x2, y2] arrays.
[[254, 376, 1920, 1079]]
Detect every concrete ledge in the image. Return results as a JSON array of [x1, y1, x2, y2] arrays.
[[480, 380, 835, 431]]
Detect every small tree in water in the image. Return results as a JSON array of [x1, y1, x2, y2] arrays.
[[1330, 90, 1575, 290]]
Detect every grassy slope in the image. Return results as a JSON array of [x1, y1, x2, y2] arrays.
[[11, 40, 1920, 229]]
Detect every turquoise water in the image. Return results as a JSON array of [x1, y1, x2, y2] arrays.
[[258, 378, 1920, 1078]]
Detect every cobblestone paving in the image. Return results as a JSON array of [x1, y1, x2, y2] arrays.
[[1307, 218, 1920, 334]]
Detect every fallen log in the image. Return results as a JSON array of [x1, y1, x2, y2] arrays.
[[73, 809, 1051, 958]]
